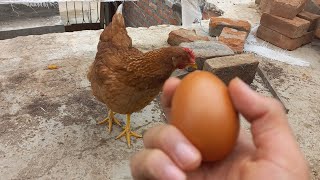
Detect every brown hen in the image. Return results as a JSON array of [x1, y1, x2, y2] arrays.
[[87, 3, 196, 147]]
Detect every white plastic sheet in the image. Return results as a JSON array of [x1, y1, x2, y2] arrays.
[[181, 0, 202, 28]]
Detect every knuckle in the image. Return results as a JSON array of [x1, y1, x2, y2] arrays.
[[143, 125, 166, 145], [157, 125, 177, 145], [130, 149, 165, 179], [146, 149, 163, 163]]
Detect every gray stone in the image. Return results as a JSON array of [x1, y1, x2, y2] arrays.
[[203, 54, 259, 85], [180, 40, 234, 69]]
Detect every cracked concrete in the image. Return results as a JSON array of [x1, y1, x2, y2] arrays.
[[0, 27, 171, 179], [0, 24, 264, 179]]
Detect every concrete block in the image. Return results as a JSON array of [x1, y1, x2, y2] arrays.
[[260, 13, 310, 38], [297, 11, 320, 31], [180, 41, 234, 69], [257, 25, 314, 50], [203, 54, 259, 85], [209, 17, 251, 37], [167, 28, 209, 46], [218, 27, 247, 53]]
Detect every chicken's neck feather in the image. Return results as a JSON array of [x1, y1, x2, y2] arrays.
[[126, 47, 183, 78]]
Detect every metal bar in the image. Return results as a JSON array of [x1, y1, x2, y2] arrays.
[[257, 67, 289, 114], [65, 23, 101, 32], [81, 1, 85, 23], [89, 2, 92, 23], [96, 2, 100, 23], [100, 2, 105, 28], [73, 2, 77, 24], [66, 1, 70, 25]]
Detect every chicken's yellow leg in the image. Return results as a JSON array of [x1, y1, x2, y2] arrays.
[[116, 114, 142, 148], [98, 109, 121, 133]]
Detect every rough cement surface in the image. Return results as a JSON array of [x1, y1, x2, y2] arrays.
[[1, 4, 320, 180], [0, 24, 267, 179], [0, 28, 171, 180]]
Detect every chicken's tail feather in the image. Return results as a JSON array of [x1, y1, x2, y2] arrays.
[[116, 3, 123, 14]]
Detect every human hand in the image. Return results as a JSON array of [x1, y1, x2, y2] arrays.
[[130, 77, 310, 180]]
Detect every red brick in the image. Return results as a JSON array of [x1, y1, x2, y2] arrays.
[[316, 22, 320, 38], [297, 11, 320, 31], [218, 27, 247, 54], [149, 2, 157, 10], [257, 25, 313, 50], [260, 0, 307, 19], [145, 8, 153, 16], [167, 28, 210, 46], [154, 14, 163, 24], [302, 31, 314, 45], [259, 0, 271, 11], [169, 18, 178, 25], [260, 13, 310, 38], [316, 28, 320, 39], [209, 17, 251, 37]]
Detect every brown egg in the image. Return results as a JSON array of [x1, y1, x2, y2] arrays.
[[170, 71, 239, 162]]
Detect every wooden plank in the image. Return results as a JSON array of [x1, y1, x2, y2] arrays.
[[64, 23, 102, 32], [257, 67, 289, 114]]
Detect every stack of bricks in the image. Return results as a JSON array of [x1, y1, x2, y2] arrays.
[[257, 0, 320, 50], [208, 17, 252, 54], [167, 17, 260, 86]]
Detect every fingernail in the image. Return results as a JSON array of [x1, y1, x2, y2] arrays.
[[175, 143, 199, 168], [164, 165, 186, 180]]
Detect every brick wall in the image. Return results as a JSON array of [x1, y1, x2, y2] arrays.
[[123, 0, 182, 27]]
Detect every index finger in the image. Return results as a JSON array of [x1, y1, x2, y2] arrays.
[[144, 125, 202, 171], [161, 77, 181, 121]]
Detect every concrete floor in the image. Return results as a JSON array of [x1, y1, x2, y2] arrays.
[[1, 1, 320, 180]]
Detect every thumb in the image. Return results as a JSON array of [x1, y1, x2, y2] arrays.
[[228, 78, 307, 169]]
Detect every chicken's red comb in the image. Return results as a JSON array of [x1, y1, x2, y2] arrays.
[[183, 48, 196, 62]]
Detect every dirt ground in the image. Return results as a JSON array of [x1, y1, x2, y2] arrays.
[[0, 1, 320, 179]]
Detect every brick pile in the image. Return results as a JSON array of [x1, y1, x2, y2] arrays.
[[209, 17, 251, 53], [167, 17, 260, 85], [257, 0, 320, 50]]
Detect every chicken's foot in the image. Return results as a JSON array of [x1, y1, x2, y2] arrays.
[[98, 110, 122, 133], [116, 114, 142, 148]]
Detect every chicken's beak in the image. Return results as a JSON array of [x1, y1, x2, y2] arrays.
[[187, 62, 198, 70], [190, 63, 198, 69], [185, 62, 198, 72]]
